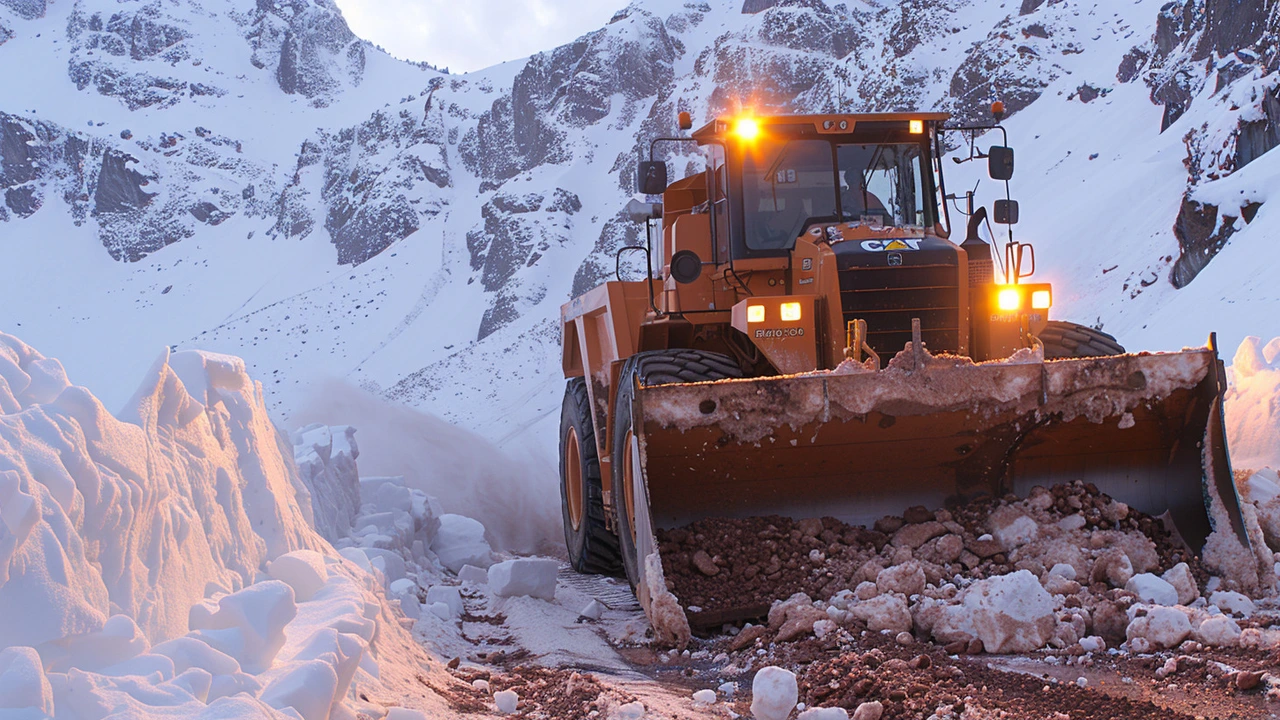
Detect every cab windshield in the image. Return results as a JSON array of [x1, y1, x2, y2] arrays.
[[740, 138, 929, 250]]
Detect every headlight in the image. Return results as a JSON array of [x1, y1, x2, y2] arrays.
[[1031, 290, 1052, 309], [997, 288, 1021, 311], [780, 302, 802, 322], [747, 305, 765, 323]]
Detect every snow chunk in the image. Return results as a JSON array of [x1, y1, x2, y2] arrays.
[[458, 564, 489, 585], [1125, 574, 1179, 606], [932, 570, 1055, 653], [494, 689, 518, 714], [1210, 590, 1255, 616], [489, 558, 558, 601], [989, 506, 1038, 549], [189, 581, 297, 673], [852, 701, 884, 720], [611, 700, 646, 719], [260, 659, 339, 720], [431, 514, 493, 573], [692, 688, 717, 705], [425, 585, 464, 617], [1126, 606, 1191, 651], [268, 550, 329, 602], [1079, 636, 1105, 653], [875, 561, 925, 597], [0, 647, 53, 716], [580, 599, 605, 620], [851, 594, 912, 634], [1193, 614, 1242, 646], [798, 707, 850, 720], [1162, 563, 1199, 605], [751, 666, 798, 720], [1048, 563, 1077, 581]]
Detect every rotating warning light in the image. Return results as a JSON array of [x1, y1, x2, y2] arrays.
[[734, 118, 760, 141]]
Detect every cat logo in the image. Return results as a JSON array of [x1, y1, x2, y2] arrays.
[[861, 238, 922, 252]]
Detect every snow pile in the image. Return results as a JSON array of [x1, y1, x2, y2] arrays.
[[292, 423, 362, 542], [930, 571, 1056, 654], [0, 334, 449, 718], [1227, 336, 1280, 471]]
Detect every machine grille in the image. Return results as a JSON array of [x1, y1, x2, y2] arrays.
[[838, 264, 961, 358]]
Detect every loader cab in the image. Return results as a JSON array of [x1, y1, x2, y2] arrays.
[[690, 113, 950, 262]]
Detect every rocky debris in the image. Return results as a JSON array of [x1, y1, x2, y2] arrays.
[[795, 633, 1185, 720], [660, 481, 1196, 633]]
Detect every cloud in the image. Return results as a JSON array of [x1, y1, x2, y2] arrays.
[[333, 0, 624, 73]]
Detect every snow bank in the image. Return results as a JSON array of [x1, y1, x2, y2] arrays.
[[1227, 336, 1280, 471], [0, 334, 450, 719], [293, 424, 362, 542]]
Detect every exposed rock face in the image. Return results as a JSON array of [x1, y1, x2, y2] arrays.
[[66, 2, 215, 111], [461, 10, 677, 182], [256, 0, 367, 104], [93, 150, 155, 216], [1196, 0, 1270, 59], [1170, 198, 1237, 289], [1, 0, 45, 20], [1238, 86, 1280, 168]]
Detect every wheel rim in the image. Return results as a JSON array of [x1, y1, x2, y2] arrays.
[[622, 429, 638, 543], [565, 427, 584, 532]]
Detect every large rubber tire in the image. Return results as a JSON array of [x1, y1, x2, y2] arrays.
[[612, 350, 743, 589], [560, 379, 622, 576], [1037, 320, 1126, 359]]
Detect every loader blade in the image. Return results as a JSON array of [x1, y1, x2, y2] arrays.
[[631, 346, 1246, 627]]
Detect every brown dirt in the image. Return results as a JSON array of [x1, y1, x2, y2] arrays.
[[441, 663, 638, 719]]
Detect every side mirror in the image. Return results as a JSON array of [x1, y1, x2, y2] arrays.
[[624, 198, 662, 224], [988, 146, 1014, 180], [637, 161, 668, 195], [993, 199, 1019, 225], [677, 111, 693, 131], [670, 249, 703, 284]]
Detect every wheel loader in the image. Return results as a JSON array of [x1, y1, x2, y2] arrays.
[[559, 108, 1248, 637]]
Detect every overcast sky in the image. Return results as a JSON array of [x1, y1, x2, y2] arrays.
[[333, 0, 626, 73]]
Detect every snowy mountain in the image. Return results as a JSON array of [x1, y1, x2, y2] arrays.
[[2, 0, 1278, 470]]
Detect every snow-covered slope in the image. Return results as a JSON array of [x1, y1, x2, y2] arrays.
[[2, 0, 1278, 472]]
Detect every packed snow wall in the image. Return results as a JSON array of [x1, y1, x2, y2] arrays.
[[0, 333, 454, 719]]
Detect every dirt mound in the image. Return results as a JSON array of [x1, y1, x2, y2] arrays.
[[658, 481, 1199, 627]]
